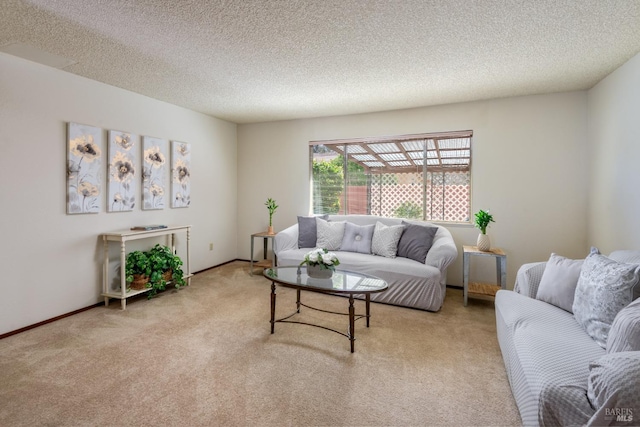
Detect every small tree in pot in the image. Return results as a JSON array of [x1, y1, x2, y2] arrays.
[[265, 198, 278, 234]]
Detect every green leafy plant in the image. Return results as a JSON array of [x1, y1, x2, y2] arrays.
[[265, 198, 278, 226], [393, 201, 423, 219], [332, 155, 368, 185], [312, 159, 343, 214], [474, 209, 495, 234], [125, 250, 151, 281], [125, 244, 186, 298]]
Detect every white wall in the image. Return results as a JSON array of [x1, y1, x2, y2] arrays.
[[6, 45, 626, 333], [587, 52, 640, 252], [0, 53, 237, 335], [237, 92, 589, 288]]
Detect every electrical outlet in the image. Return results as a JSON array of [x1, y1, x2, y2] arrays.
[[209, 243, 213, 251]]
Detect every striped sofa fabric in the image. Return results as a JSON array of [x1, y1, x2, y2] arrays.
[[496, 250, 640, 427]]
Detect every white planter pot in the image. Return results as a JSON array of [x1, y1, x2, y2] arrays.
[[477, 233, 491, 251]]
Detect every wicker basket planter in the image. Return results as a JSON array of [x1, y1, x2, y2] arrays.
[[130, 274, 150, 290], [129, 270, 174, 291]]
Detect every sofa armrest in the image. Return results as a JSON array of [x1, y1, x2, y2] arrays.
[[425, 227, 458, 275], [513, 262, 547, 299], [586, 351, 640, 427], [274, 224, 298, 260]]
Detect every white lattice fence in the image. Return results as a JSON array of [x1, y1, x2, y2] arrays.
[[443, 184, 470, 221], [368, 171, 469, 221], [371, 173, 423, 217]]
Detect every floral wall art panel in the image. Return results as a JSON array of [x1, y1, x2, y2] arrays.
[[171, 141, 191, 208], [107, 130, 137, 212], [67, 122, 103, 214], [142, 136, 168, 210]]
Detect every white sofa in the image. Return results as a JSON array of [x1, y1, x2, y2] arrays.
[[496, 250, 640, 426], [273, 214, 458, 311]]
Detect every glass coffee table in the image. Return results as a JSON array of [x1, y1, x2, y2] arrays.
[[263, 266, 388, 353]]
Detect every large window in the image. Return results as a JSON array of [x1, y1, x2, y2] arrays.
[[310, 131, 472, 223]]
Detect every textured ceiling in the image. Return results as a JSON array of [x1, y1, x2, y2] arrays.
[[2, 0, 640, 124]]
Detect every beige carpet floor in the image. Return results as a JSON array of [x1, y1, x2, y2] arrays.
[[0, 261, 520, 427]]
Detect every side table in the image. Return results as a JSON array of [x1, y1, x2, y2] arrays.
[[250, 232, 276, 276], [462, 245, 506, 306]]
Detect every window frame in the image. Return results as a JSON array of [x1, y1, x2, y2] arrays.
[[309, 130, 473, 224]]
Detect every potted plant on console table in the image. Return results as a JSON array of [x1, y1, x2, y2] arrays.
[[125, 244, 187, 298]]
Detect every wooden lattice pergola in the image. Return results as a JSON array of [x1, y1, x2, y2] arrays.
[[312, 131, 472, 174]]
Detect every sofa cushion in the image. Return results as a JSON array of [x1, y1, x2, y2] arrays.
[[609, 250, 640, 301], [572, 249, 640, 348], [315, 217, 345, 250], [495, 290, 605, 426], [609, 249, 640, 266], [607, 298, 640, 354], [396, 221, 437, 264], [535, 253, 583, 313], [340, 222, 374, 254], [297, 215, 328, 248], [587, 352, 640, 423], [371, 221, 404, 258], [277, 247, 443, 310], [497, 291, 606, 392], [274, 214, 458, 312]]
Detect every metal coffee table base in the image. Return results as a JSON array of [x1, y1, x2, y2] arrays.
[[270, 285, 372, 353]]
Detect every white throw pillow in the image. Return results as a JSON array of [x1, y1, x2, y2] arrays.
[[371, 221, 404, 258], [315, 217, 345, 251], [572, 249, 640, 348], [535, 253, 584, 313]]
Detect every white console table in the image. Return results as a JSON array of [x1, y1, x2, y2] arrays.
[[101, 225, 192, 310]]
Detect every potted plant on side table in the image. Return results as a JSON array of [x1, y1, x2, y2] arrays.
[[265, 198, 278, 234], [474, 209, 495, 251]]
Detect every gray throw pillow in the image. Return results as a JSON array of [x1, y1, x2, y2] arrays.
[[297, 215, 328, 248], [396, 221, 438, 264], [340, 222, 374, 254], [607, 298, 640, 354], [535, 253, 584, 313], [572, 249, 640, 348], [315, 217, 345, 251], [371, 221, 404, 258]]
